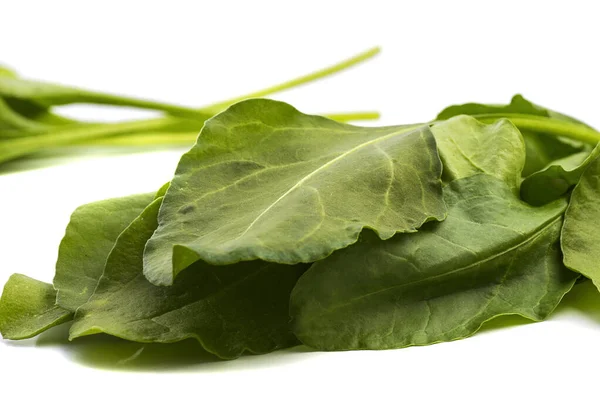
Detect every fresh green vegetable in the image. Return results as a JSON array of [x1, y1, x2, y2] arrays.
[[521, 145, 600, 205], [0, 274, 71, 340], [561, 154, 600, 289], [290, 176, 576, 350], [1, 91, 600, 363], [143, 100, 446, 285], [71, 198, 308, 359], [430, 115, 525, 192], [0, 47, 381, 167], [53, 193, 156, 311], [436, 94, 592, 176]]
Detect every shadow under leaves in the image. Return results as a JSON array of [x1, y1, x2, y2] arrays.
[[34, 322, 314, 372], [19, 280, 600, 371]]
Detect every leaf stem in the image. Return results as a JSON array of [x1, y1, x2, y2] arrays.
[[474, 114, 600, 145], [0, 48, 382, 164], [201, 47, 381, 112], [61, 92, 214, 121], [0, 118, 177, 164]]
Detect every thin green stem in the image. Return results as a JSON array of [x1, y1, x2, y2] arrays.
[[201, 47, 381, 112], [0, 48, 382, 164], [72, 132, 200, 147], [14, 47, 381, 120], [66, 92, 213, 121], [323, 111, 380, 123], [0, 118, 178, 164]]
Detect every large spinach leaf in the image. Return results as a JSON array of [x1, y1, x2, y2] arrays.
[[0, 274, 71, 339], [290, 175, 577, 350], [71, 198, 308, 359], [144, 99, 446, 285], [561, 154, 600, 289], [53, 193, 155, 311]]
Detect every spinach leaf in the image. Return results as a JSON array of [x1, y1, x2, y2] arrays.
[[143, 99, 446, 286], [431, 115, 525, 191], [0, 274, 71, 340], [53, 193, 155, 311], [561, 154, 600, 289], [71, 198, 308, 359], [290, 175, 577, 350], [0, 191, 160, 339], [521, 144, 600, 205], [437, 94, 549, 120], [436, 94, 588, 176]]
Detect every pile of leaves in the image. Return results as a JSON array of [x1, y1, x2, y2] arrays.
[[1, 93, 599, 360], [0, 48, 379, 168]]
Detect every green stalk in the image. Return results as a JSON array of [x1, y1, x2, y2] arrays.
[[0, 118, 178, 164], [9, 46, 381, 128], [474, 114, 600, 145], [1, 47, 382, 165], [51, 92, 214, 121], [202, 47, 381, 113], [0, 98, 47, 130], [72, 131, 200, 147]]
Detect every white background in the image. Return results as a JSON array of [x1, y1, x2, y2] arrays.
[[2, 1, 600, 396]]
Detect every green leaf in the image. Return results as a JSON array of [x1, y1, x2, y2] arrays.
[[70, 197, 308, 359], [521, 144, 600, 205], [436, 94, 587, 176], [561, 154, 600, 289], [290, 175, 577, 351], [0, 274, 72, 340], [521, 133, 582, 177], [431, 115, 525, 191], [144, 99, 446, 286], [155, 182, 171, 198], [436, 94, 548, 120], [53, 192, 155, 311]]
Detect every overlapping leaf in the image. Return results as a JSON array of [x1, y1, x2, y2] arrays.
[[144, 99, 446, 285], [521, 144, 600, 205], [431, 115, 525, 191], [437, 94, 588, 176], [562, 154, 600, 289], [290, 175, 577, 350], [71, 198, 309, 359], [0, 274, 71, 339], [1, 94, 599, 363], [53, 193, 155, 311]]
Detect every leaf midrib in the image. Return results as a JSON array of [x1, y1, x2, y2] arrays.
[[308, 213, 563, 318], [236, 125, 425, 239]]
